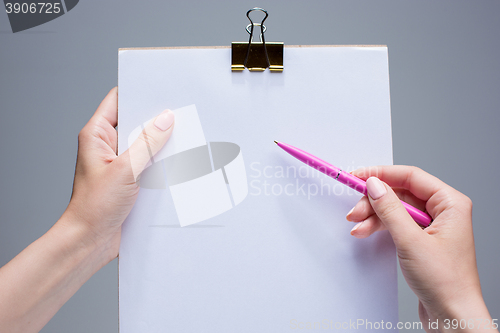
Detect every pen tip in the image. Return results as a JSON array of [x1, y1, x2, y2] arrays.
[[274, 140, 279, 145]]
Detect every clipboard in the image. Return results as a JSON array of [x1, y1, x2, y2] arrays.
[[117, 8, 397, 333]]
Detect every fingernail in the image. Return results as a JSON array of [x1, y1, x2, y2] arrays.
[[154, 109, 174, 131], [366, 177, 387, 200], [346, 207, 355, 221], [350, 222, 363, 235]]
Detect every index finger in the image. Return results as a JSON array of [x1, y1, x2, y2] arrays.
[[351, 165, 449, 203]]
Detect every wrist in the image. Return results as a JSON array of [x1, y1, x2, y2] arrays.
[[433, 294, 497, 332], [56, 209, 120, 267]]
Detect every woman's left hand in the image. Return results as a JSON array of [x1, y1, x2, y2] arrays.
[[64, 87, 175, 260]]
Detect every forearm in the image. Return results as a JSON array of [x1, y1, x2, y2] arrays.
[[0, 213, 116, 333]]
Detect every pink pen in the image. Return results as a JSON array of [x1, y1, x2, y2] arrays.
[[274, 141, 432, 227]]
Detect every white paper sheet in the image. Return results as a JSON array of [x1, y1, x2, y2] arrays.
[[225, 151, 248, 206], [118, 46, 397, 332], [170, 169, 232, 226]]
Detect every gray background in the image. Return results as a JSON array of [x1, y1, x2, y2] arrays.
[[0, 1, 498, 332]]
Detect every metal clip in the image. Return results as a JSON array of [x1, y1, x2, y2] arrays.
[[231, 8, 284, 72]]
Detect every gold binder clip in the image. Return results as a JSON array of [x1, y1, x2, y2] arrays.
[[231, 8, 283, 72]]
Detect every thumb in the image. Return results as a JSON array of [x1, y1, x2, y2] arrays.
[[366, 177, 423, 248], [121, 109, 175, 181]]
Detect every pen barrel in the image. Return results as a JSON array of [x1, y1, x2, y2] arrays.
[[401, 201, 432, 227], [311, 162, 341, 179], [337, 171, 368, 195]]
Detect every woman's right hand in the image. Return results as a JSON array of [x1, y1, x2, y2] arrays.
[[346, 166, 497, 333]]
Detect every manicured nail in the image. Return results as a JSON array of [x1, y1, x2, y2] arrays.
[[366, 177, 387, 200], [346, 207, 355, 221], [154, 109, 174, 131], [350, 222, 363, 235]]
